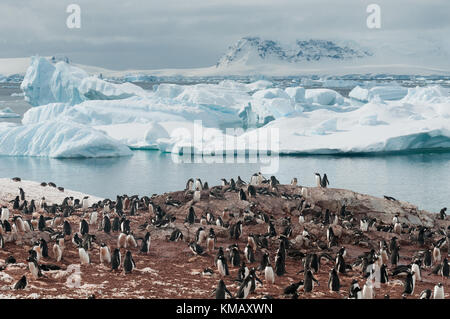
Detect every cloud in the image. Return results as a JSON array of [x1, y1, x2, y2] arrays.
[[0, 0, 448, 69]]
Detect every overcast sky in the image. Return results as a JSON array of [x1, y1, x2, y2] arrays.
[[0, 0, 449, 70]]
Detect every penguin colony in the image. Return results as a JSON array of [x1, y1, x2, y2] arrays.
[[0, 174, 448, 299]]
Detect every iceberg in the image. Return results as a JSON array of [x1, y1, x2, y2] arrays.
[[0, 107, 20, 118], [0, 121, 132, 158], [20, 56, 148, 106], [305, 89, 344, 105]]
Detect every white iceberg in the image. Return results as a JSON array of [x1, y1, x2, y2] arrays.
[[305, 89, 344, 105], [285, 87, 306, 103], [20, 56, 148, 106], [0, 107, 20, 118], [0, 121, 132, 158]]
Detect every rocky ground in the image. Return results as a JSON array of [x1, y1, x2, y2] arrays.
[[0, 179, 448, 299]]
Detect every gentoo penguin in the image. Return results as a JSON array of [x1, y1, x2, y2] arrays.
[[80, 219, 89, 236], [81, 196, 89, 211], [185, 178, 194, 191], [169, 228, 183, 242], [123, 250, 135, 274], [327, 226, 337, 248], [193, 190, 201, 203], [236, 262, 249, 282], [99, 243, 111, 264], [247, 234, 257, 252], [275, 250, 286, 276], [291, 177, 298, 186], [244, 244, 255, 263], [217, 255, 229, 276], [189, 242, 204, 255], [303, 269, 319, 292], [321, 174, 329, 188], [40, 238, 49, 258], [247, 185, 256, 198], [78, 245, 90, 265], [1, 207, 9, 222], [185, 207, 196, 225], [380, 264, 389, 284], [112, 216, 120, 232], [200, 215, 207, 226], [360, 218, 369, 232], [195, 178, 203, 191], [362, 282, 375, 299], [19, 187, 25, 201], [403, 271, 416, 295], [63, 220, 71, 236], [221, 178, 228, 187], [433, 283, 444, 299], [348, 280, 362, 299], [392, 214, 399, 225], [140, 232, 151, 254], [328, 268, 340, 292], [125, 232, 138, 249], [12, 196, 20, 210], [117, 232, 127, 249], [284, 280, 304, 297], [393, 222, 402, 235], [196, 227, 207, 245], [433, 244, 441, 264], [27, 256, 42, 280], [103, 215, 111, 233], [314, 173, 322, 187], [439, 207, 447, 220], [229, 245, 241, 267], [419, 289, 432, 299], [111, 248, 121, 271], [13, 216, 26, 233], [264, 258, 275, 285], [214, 279, 232, 299], [259, 252, 270, 272], [235, 268, 262, 299], [89, 210, 98, 225], [216, 216, 224, 227], [391, 245, 400, 267], [14, 275, 27, 290], [239, 189, 247, 201], [411, 260, 422, 282], [298, 212, 305, 224], [53, 241, 63, 262], [206, 229, 216, 253]]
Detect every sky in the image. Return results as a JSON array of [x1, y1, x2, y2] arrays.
[[0, 0, 449, 70]]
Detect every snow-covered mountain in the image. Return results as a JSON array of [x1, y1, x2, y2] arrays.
[[217, 37, 372, 67]]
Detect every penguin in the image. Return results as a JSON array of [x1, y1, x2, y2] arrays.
[[200, 215, 207, 226], [195, 178, 203, 191], [267, 221, 276, 237], [348, 280, 362, 299], [264, 258, 275, 285], [259, 252, 270, 271], [14, 275, 27, 290], [391, 245, 400, 267], [81, 196, 89, 211], [196, 226, 207, 245], [380, 264, 389, 284], [123, 250, 135, 274], [112, 216, 120, 232], [303, 269, 319, 292], [27, 256, 42, 280], [125, 232, 138, 249], [239, 189, 247, 201], [393, 222, 402, 235], [335, 251, 347, 274], [193, 190, 201, 203], [424, 249, 432, 268], [419, 289, 432, 299], [40, 238, 49, 258], [206, 229, 216, 253], [314, 173, 322, 187], [78, 245, 90, 265], [19, 187, 25, 201], [411, 261, 422, 282], [185, 207, 196, 225], [111, 248, 121, 271], [321, 174, 329, 188], [362, 282, 375, 299], [169, 228, 183, 242], [53, 241, 63, 262], [298, 213, 305, 224], [229, 245, 241, 267], [247, 185, 256, 198], [189, 242, 204, 255], [327, 226, 337, 247], [13, 216, 26, 233], [1, 207, 9, 222], [439, 207, 447, 220], [80, 219, 89, 236], [140, 232, 151, 254], [328, 268, 340, 292], [433, 244, 441, 264], [63, 220, 71, 236], [291, 177, 298, 186], [275, 250, 286, 276], [217, 254, 229, 276], [214, 279, 232, 299], [244, 244, 255, 263], [216, 216, 224, 227], [89, 210, 98, 225], [117, 232, 127, 249], [185, 178, 194, 191], [433, 283, 444, 299], [236, 262, 249, 282], [103, 215, 111, 234], [247, 234, 257, 252], [403, 271, 416, 295], [98, 243, 111, 264]]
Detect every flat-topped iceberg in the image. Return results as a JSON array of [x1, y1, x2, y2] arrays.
[[0, 121, 132, 158], [0, 107, 20, 118]]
